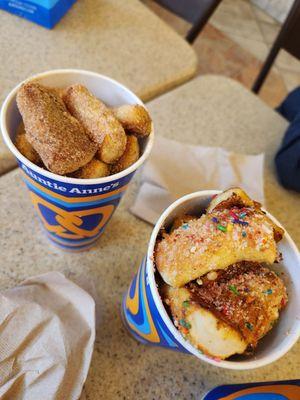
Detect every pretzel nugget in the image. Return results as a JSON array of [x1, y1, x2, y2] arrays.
[[73, 158, 110, 179], [49, 87, 66, 100], [63, 84, 127, 164], [114, 104, 152, 137], [155, 189, 284, 287], [111, 135, 139, 174], [15, 123, 41, 164], [17, 83, 97, 175]]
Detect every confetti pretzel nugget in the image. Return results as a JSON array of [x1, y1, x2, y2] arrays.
[[162, 262, 287, 359], [155, 188, 284, 287], [17, 82, 97, 175], [63, 84, 127, 164]]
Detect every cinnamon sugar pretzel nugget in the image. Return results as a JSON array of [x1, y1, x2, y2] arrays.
[[114, 104, 152, 137], [16, 82, 97, 175], [111, 135, 139, 174], [63, 84, 127, 164], [15, 123, 41, 165], [49, 87, 66, 101], [73, 158, 110, 179]]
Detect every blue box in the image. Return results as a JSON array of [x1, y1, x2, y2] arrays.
[[0, 0, 77, 29]]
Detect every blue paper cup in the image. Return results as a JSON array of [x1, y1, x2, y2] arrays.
[[1, 69, 154, 251], [122, 191, 300, 369]]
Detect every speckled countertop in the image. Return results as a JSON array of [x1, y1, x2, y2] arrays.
[[0, 0, 197, 175], [0, 76, 299, 399]]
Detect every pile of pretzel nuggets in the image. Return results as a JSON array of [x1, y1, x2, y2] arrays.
[[15, 82, 152, 178]]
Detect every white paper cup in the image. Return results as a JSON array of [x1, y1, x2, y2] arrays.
[[1, 69, 154, 250], [122, 190, 300, 369]]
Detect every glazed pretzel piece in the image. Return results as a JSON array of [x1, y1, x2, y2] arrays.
[[63, 84, 127, 164], [162, 262, 287, 359], [17, 82, 97, 175]]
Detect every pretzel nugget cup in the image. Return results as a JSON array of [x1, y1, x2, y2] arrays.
[[122, 190, 300, 370], [1, 70, 153, 250]]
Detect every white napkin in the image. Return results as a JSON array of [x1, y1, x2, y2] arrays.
[[131, 136, 264, 224], [0, 272, 95, 400]]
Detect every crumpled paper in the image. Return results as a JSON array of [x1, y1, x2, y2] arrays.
[[0, 272, 95, 400], [131, 136, 264, 224]]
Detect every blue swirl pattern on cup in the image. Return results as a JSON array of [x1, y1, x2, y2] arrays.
[[122, 257, 189, 352]]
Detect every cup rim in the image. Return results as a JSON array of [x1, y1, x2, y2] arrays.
[[146, 190, 300, 370], [0, 69, 154, 185]]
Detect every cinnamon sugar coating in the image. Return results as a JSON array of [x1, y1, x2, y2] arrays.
[[17, 83, 97, 175], [15, 123, 41, 165], [111, 135, 139, 174], [73, 158, 110, 179], [114, 104, 152, 137], [63, 84, 127, 164]]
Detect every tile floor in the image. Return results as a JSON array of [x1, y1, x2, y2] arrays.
[[144, 0, 300, 108]]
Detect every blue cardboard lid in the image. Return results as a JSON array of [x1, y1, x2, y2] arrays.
[[203, 380, 300, 400]]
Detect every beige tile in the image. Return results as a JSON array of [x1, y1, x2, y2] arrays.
[[251, 0, 269, 9], [142, 0, 287, 108], [275, 49, 300, 73], [211, 4, 264, 41], [224, 32, 269, 62], [252, 4, 277, 24], [264, 0, 293, 23], [280, 69, 300, 92], [217, 0, 255, 18], [191, 23, 286, 108], [259, 21, 280, 44]]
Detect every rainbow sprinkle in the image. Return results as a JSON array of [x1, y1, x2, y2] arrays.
[[212, 356, 222, 362], [182, 300, 190, 308], [179, 319, 191, 329], [229, 284, 239, 295], [227, 223, 233, 232], [229, 210, 239, 220], [217, 224, 227, 232], [245, 322, 253, 331], [239, 220, 249, 226], [233, 220, 249, 226], [263, 289, 273, 295]]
